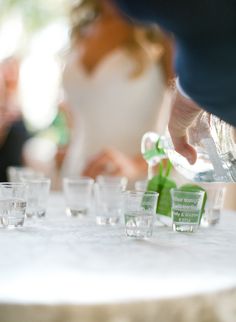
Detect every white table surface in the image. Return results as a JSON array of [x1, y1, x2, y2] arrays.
[[0, 192, 236, 322]]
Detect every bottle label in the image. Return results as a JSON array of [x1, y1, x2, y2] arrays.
[[172, 193, 202, 224], [172, 209, 200, 224]]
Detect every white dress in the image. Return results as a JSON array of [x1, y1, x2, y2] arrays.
[[62, 49, 169, 176]]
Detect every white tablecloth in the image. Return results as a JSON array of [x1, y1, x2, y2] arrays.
[[0, 193, 236, 322]]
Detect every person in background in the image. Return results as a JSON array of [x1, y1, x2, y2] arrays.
[[0, 57, 31, 182], [61, 0, 173, 183]]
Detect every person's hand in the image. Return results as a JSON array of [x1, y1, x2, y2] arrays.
[[82, 148, 146, 179], [168, 90, 202, 165]]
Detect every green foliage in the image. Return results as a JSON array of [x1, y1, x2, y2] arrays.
[[147, 159, 176, 216], [155, 137, 165, 157], [143, 137, 165, 161]]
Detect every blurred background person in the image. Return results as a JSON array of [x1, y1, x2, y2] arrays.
[[0, 56, 31, 181], [61, 0, 174, 184]]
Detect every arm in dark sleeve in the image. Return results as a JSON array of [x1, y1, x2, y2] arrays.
[[113, 0, 236, 127]]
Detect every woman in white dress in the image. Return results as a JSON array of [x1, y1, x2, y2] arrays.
[[62, 0, 173, 183]]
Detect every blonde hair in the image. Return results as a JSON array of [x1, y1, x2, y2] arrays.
[[70, 0, 172, 81]]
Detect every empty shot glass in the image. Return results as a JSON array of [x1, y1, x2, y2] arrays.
[[0, 182, 27, 228], [21, 177, 51, 218], [63, 177, 94, 217], [96, 175, 128, 189], [123, 190, 158, 238], [94, 180, 126, 225], [134, 179, 148, 191], [171, 188, 206, 233], [200, 183, 226, 226], [7, 166, 43, 182]]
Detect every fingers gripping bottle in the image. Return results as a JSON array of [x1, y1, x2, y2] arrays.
[[142, 112, 236, 183]]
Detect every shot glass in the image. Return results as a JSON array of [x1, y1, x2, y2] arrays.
[[94, 181, 126, 225], [134, 179, 148, 191], [200, 183, 226, 226], [171, 188, 206, 233], [7, 166, 42, 182], [21, 177, 51, 218], [96, 175, 128, 189], [63, 177, 94, 217], [123, 190, 158, 238], [0, 182, 27, 228]]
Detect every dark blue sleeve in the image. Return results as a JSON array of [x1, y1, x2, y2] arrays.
[[114, 0, 236, 127]]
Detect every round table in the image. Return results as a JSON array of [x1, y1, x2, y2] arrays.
[[0, 193, 236, 322]]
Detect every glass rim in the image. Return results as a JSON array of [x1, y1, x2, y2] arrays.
[[134, 179, 148, 184], [124, 190, 158, 196], [96, 181, 126, 187], [96, 175, 127, 179], [96, 175, 128, 183], [7, 166, 31, 170], [63, 176, 94, 184], [0, 182, 26, 186], [171, 188, 205, 196], [196, 182, 228, 188], [21, 178, 51, 184]]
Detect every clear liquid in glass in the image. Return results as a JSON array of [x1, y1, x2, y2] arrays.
[[66, 207, 89, 217], [0, 199, 26, 228], [124, 211, 153, 238]]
